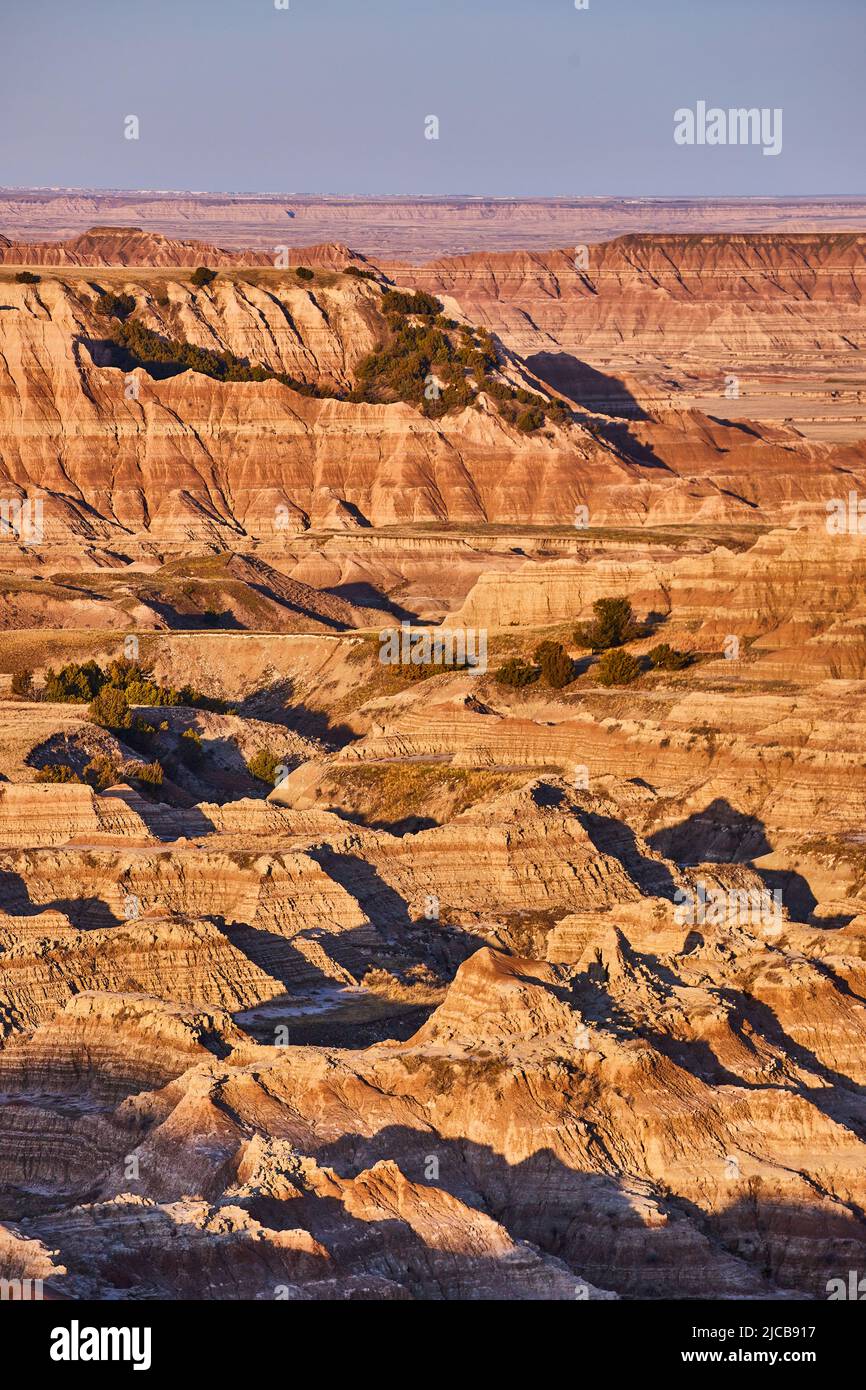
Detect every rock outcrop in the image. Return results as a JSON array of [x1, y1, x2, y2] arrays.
[[1, 261, 865, 538]]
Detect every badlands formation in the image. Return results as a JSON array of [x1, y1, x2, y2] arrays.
[[4, 189, 866, 258], [0, 219, 865, 1300]]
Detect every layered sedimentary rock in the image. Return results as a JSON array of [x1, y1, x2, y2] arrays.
[[0, 706, 864, 1299], [0, 226, 358, 271], [2, 215, 865, 1302], [317, 684, 866, 886], [1, 264, 865, 539], [454, 526, 866, 643], [4, 192, 866, 257], [396, 234, 866, 372], [3, 886, 866, 1298]]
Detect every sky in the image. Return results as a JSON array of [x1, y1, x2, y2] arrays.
[[1, 0, 863, 197]]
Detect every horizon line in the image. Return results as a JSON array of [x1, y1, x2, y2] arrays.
[[3, 186, 866, 203]]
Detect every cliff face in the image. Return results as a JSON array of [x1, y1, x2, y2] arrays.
[[392, 234, 866, 374], [1, 266, 864, 540], [0, 226, 359, 270]]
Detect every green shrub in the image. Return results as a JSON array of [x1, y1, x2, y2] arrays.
[[123, 678, 169, 705], [397, 656, 474, 682], [516, 407, 545, 433], [15, 271, 40, 285], [535, 641, 574, 689], [129, 758, 163, 787], [648, 643, 692, 671], [105, 657, 146, 689], [494, 658, 541, 688], [108, 319, 322, 397], [43, 661, 107, 703], [400, 662, 443, 683], [11, 670, 33, 698], [575, 597, 643, 652], [247, 747, 282, 785], [34, 764, 83, 784], [93, 291, 135, 319], [83, 754, 122, 790], [595, 648, 642, 686], [88, 685, 132, 729], [179, 727, 204, 767], [345, 265, 377, 281], [190, 266, 217, 288], [295, 266, 315, 281], [380, 288, 443, 317]]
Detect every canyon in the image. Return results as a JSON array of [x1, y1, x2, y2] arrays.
[[0, 205, 864, 1302]]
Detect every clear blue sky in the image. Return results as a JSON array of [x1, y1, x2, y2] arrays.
[[2, 0, 863, 196]]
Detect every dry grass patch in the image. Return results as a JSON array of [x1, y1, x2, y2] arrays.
[[325, 762, 520, 830]]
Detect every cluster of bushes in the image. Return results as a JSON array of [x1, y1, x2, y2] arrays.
[[397, 657, 476, 683], [352, 294, 474, 418], [15, 271, 40, 284], [295, 266, 315, 281], [35, 753, 163, 791], [43, 660, 107, 703], [344, 265, 378, 281], [482, 379, 571, 432], [42, 658, 209, 711], [107, 319, 325, 397], [93, 291, 136, 319], [350, 290, 567, 428], [589, 639, 692, 687], [380, 289, 443, 316], [102, 656, 208, 707], [573, 599, 693, 684], [490, 600, 695, 693], [38, 658, 220, 764], [34, 764, 83, 784], [494, 640, 575, 690], [190, 266, 217, 288]]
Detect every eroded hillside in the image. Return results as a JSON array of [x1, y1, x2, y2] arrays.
[[0, 227, 865, 1303], [1, 240, 865, 542]]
